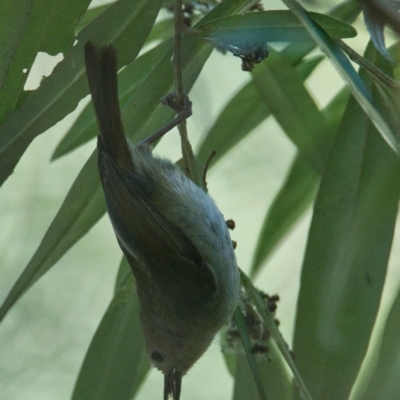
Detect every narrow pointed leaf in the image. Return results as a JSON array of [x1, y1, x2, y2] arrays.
[[250, 87, 350, 276], [282, 0, 400, 157], [250, 154, 319, 277], [361, 288, 400, 400], [197, 82, 267, 165], [240, 271, 313, 400], [234, 308, 268, 400], [52, 40, 173, 160], [197, 54, 324, 166], [0, 0, 163, 187], [0, 0, 91, 122], [232, 340, 291, 400], [145, 18, 174, 44], [252, 48, 333, 173], [199, 1, 358, 278], [293, 44, 400, 400], [192, 11, 356, 43], [0, 0, 164, 320], [75, 3, 113, 33], [0, 153, 104, 321], [72, 258, 149, 400], [280, 0, 361, 65]]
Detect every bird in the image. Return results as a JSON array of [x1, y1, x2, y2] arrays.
[[84, 41, 240, 400]]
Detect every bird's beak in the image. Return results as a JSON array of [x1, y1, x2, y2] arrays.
[[164, 369, 182, 400]]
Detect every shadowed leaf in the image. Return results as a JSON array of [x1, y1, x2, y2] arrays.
[[193, 11, 356, 43], [293, 43, 400, 400], [0, 0, 163, 187], [72, 257, 149, 400]]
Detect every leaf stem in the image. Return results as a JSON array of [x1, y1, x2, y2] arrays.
[[234, 307, 268, 400], [337, 40, 400, 89], [173, 0, 185, 102], [173, 0, 203, 186], [240, 269, 314, 400]]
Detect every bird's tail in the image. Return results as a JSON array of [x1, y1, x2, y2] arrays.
[[84, 42, 133, 169]]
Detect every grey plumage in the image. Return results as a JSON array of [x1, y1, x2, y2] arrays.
[[84, 42, 240, 400]]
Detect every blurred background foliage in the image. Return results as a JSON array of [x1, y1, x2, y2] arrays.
[[1, 0, 400, 399]]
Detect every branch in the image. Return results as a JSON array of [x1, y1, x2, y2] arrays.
[[172, 0, 204, 187]]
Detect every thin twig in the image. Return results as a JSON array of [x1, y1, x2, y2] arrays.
[[172, 0, 203, 186], [202, 150, 216, 188], [234, 307, 268, 400], [240, 270, 314, 400], [338, 40, 400, 89], [173, 0, 185, 103]]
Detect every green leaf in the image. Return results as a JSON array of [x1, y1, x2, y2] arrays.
[[282, 0, 400, 158], [205, 1, 360, 275], [52, 39, 173, 160], [252, 47, 333, 173], [293, 43, 400, 400], [322, 86, 351, 133], [280, 0, 361, 65], [250, 87, 350, 276], [250, 154, 319, 277], [145, 18, 174, 44], [329, 0, 362, 20], [199, 51, 330, 278], [232, 341, 292, 400], [72, 257, 150, 400], [234, 308, 268, 400], [196, 81, 267, 165], [240, 271, 313, 400], [197, 53, 324, 166], [0, 153, 104, 321], [0, 0, 163, 187], [75, 2, 114, 34], [360, 288, 400, 400], [0, 0, 259, 320], [0, 0, 164, 320], [0, 0, 91, 123], [192, 11, 357, 43], [114, 254, 132, 293]]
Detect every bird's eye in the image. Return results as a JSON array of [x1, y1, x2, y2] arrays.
[[151, 350, 165, 363]]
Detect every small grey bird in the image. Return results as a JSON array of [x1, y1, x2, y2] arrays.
[[84, 42, 240, 400]]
